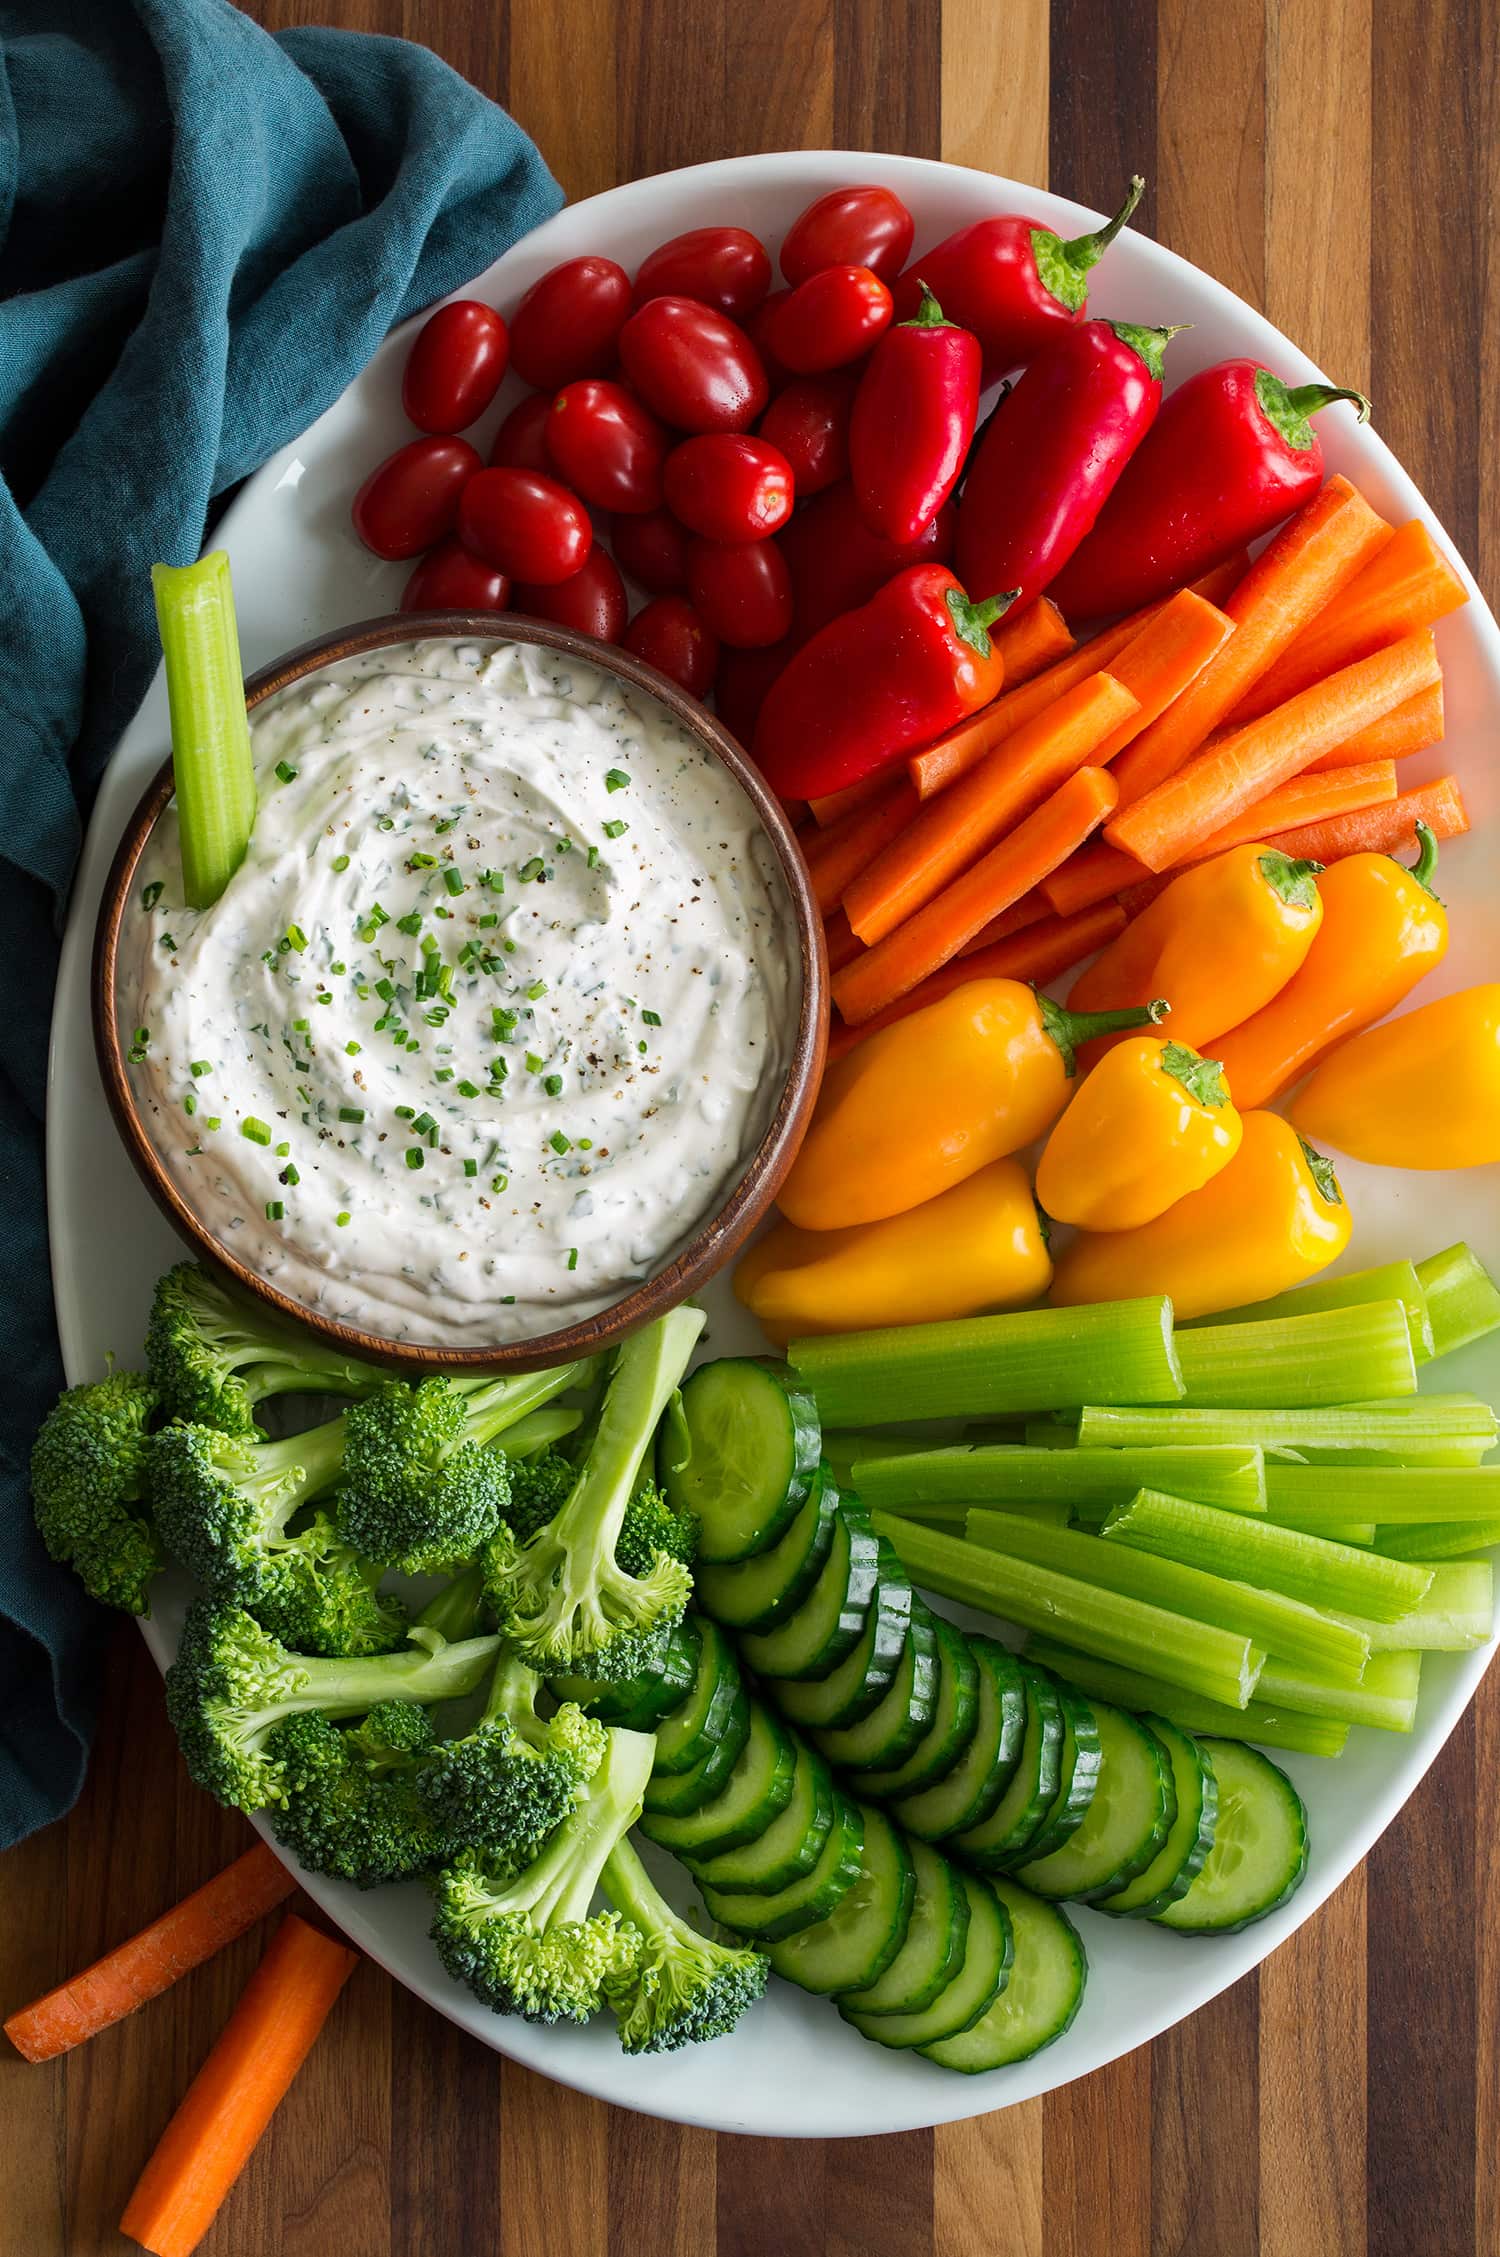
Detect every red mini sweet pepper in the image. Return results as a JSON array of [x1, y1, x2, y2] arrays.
[[892, 177, 1144, 378], [849, 288, 981, 544], [1049, 359, 1373, 619], [752, 563, 1013, 798], [955, 318, 1180, 610], [777, 479, 955, 644]]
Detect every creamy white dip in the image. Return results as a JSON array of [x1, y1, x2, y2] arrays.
[[122, 636, 797, 1347]]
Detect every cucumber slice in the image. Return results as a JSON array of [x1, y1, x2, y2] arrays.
[[919, 1878, 1087, 2071], [841, 1868, 1012, 2050], [948, 1660, 1065, 1866], [651, 1617, 741, 1774], [814, 1599, 940, 1771], [861, 1614, 980, 1801], [771, 1540, 914, 1729], [1153, 1740, 1308, 1933], [642, 1686, 751, 1815], [1094, 1718, 1219, 1919], [663, 1358, 820, 1563], [552, 1617, 700, 1728], [766, 1805, 916, 1995], [740, 1493, 881, 1682], [688, 1739, 837, 1895], [695, 1464, 838, 1631], [1013, 1703, 1174, 1901], [1000, 1672, 1101, 1867], [702, 1794, 865, 1941], [839, 1836, 970, 2017], [640, 1702, 798, 1858], [892, 1636, 1026, 1842]]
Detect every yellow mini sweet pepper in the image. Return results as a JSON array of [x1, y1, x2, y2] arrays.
[[1288, 983, 1500, 1170], [1067, 843, 1324, 1054], [737, 1159, 1052, 1340], [1035, 1037, 1243, 1231], [1050, 1111, 1351, 1318], [780, 981, 1167, 1232]]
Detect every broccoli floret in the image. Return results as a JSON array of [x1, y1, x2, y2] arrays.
[[620, 1478, 698, 1577], [148, 1417, 404, 1656], [338, 1364, 590, 1575], [484, 1310, 703, 1680], [164, 1599, 500, 1812], [430, 1725, 653, 2024], [415, 1646, 608, 1861], [147, 1263, 390, 1438], [498, 1450, 577, 1547], [600, 1836, 768, 2053], [30, 1370, 163, 1614], [267, 1707, 454, 1887]]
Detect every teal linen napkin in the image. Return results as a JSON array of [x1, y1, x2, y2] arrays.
[[0, 0, 561, 1844]]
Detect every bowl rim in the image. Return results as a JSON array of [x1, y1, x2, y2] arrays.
[[91, 610, 826, 1370]]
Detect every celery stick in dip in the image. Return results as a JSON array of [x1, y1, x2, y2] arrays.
[[122, 636, 797, 1347]]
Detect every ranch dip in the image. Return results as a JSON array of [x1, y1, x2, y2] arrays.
[[122, 635, 798, 1347]]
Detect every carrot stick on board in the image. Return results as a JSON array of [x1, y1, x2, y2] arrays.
[[823, 907, 866, 971], [1304, 680, 1444, 772], [807, 772, 889, 827], [119, 1913, 358, 2257], [1040, 838, 1152, 918], [801, 778, 919, 913], [833, 766, 1119, 1023], [1105, 627, 1441, 872], [957, 888, 1051, 956], [993, 595, 1076, 685], [844, 672, 1139, 944], [1108, 477, 1393, 809], [1088, 588, 1236, 764], [4, 1845, 295, 2065], [1258, 774, 1469, 864], [1178, 758, 1397, 861], [826, 899, 1128, 1061], [1225, 518, 1467, 724]]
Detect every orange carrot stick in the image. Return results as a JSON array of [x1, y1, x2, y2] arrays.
[[1225, 519, 1467, 724], [833, 767, 1118, 1024], [844, 673, 1138, 944], [1304, 680, 1444, 772], [826, 900, 1128, 1061], [957, 888, 1051, 956], [807, 772, 890, 827], [1108, 478, 1392, 808], [1105, 628, 1441, 873], [5, 1845, 296, 2065], [1258, 775, 1469, 864], [1040, 838, 1153, 918], [993, 595, 1076, 685], [119, 1913, 358, 2257], [1089, 588, 1236, 764], [823, 907, 865, 972], [802, 779, 919, 913], [1179, 758, 1397, 861]]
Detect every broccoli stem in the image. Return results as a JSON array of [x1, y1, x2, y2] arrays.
[[286, 1632, 502, 1722], [416, 1562, 488, 1644], [507, 1727, 654, 1925], [497, 1406, 584, 1460], [601, 1834, 690, 1939], [456, 1361, 596, 1453], [548, 1311, 705, 1573], [257, 1416, 349, 1514]]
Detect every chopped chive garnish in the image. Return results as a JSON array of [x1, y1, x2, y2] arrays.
[[338, 1106, 365, 1124], [345, 1040, 361, 1056], [525, 1052, 543, 1073], [463, 1158, 478, 1177], [587, 845, 600, 869], [280, 1164, 300, 1186], [365, 904, 390, 930], [406, 1040, 420, 1053], [377, 816, 394, 831], [543, 1073, 563, 1096], [637, 1039, 647, 1054], [293, 1016, 310, 1033], [274, 1140, 290, 1157], [331, 853, 351, 873], [266, 1200, 284, 1221], [183, 1092, 197, 1116], [159, 932, 177, 951], [435, 816, 458, 835], [525, 979, 547, 1001], [443, 865, 465, 896], [478, 912, 499, 929], [413, 1111, 438, 1136], [518, 856, 545, 883], [375, 978, 396, 1001], [396, 911, 423, 936], [605, 768, 630, 792], [141, 880, 164, 911], [275, 760, 297, 784], [315, 992, 332, 1005], [492, 1174, 509, 1194], [336, 1211, 351, 1226], [240, 1117, 271, 1145], [457, 1080, 481, 1099], [405, 1147, 424, 1169], [641, 1009, 662, 1027], [190, 1059, 211, 1078], [578, 1138, 593, 1151], [205, 1115, 222, 1131], [549, 1130, 572, 1155], [395, 1104, 415, 1120], [409, 852, 437, 869], [567, 1246, 579, 1270], [602, 818, 628, 840]]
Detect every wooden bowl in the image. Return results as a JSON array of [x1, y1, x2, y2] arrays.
[[93, 613, 826, 1371]]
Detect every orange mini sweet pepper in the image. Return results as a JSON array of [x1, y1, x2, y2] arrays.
[[1035, 1037, 1243, 1231], [1289, 983, 1500, 1170]]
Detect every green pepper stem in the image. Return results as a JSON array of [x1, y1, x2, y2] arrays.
[[1284, 382, 1372, 424], [1064, 176, 1146, 275], [1038, 992, 1170, 1076], [1108, 322, 1189, 383], [1399, 818, 1441, 897], [1160, 1041, 1230, 1109], [945, 585, 1019, 656], [901, 283, 951, 330], [1254, 368, 1372, 451]]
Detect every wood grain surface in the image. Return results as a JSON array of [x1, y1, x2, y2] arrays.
[[4, 1, 1497, 2251]]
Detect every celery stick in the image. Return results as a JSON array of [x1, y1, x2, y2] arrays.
[[871, 1511, 1262, 1707], [1416, 1243, 1500, 1360], [852, 1442, 1265, 1517], [1021, 1636, 1351, 1758], [1328, 1561, 1493, 1652], [1076, 1397, 1499, 1464], [788, 1298, 1183, 1426], [152, 551, 257, 910], [1175, 1303, 1416, 1408], [1024, 1421, 1078, 1448], [1265, 1463, 1500, 1526], [966, 1508, 1368, 1681], [1101, 1489, 1432, 1622], [1257, 1649, 1421, 1733], [1187, 1260, 1434, 1362], [1375, 1518, 1500, 1562], [1269, 1517, 1377, 1545]]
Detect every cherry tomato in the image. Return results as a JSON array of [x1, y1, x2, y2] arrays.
[[609, 507, 690, 593], [490, 393, 554, 471], [747, 288, 795, 388], [623, 596, 719, 697], [400, 537, 512, 613], [633, 227, 772, 319], [513, 548, 627, 642], [509, 256, 633, 390], [351, 436, 482, 560], [715, 637, 795, 744], [545, 380, 668, 513], [686, 537, 793, 648], [663, 435, 795, 543], [767, 265, 893, 373], [618, 297, 769, 434], [458, 468, 593, 585], [780, 185, 915, 286], [756, 373, 855, 496], [401, 300, 509, 434]]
